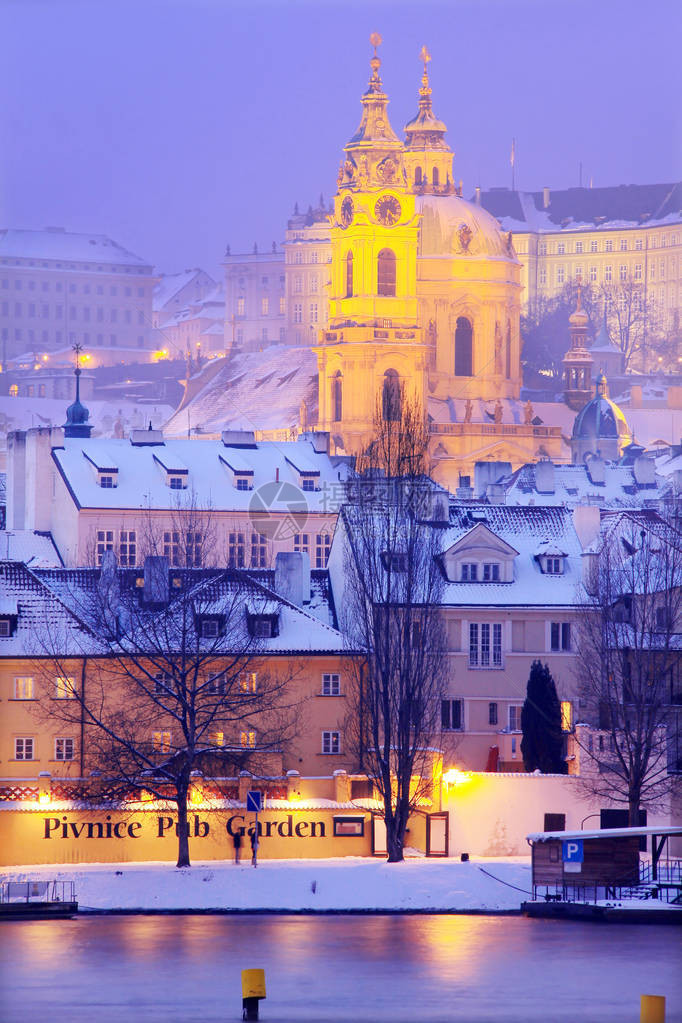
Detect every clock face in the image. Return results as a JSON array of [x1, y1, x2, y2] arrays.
[[340, 196, 354, 228], [375, 194, 401, 226]]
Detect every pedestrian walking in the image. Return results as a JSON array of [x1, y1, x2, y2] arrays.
[[250, 828, 259, 867], [233, 829, 242, 864]]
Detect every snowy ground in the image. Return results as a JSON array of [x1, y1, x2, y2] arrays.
[[0, 856, 533, 913]]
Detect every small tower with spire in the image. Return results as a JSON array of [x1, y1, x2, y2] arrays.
[[562, 284, 593, 411], [403, 47, 454, 194], [62, 343, 92, 438]]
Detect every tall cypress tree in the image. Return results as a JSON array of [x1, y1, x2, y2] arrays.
[[521, 660, 566, 774]]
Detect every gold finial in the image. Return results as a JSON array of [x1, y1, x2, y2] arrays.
[[419, 45, 431, 66], [370, 31, 382, 53]]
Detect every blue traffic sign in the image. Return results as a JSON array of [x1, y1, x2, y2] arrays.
[[562, 838, 584, 863], [246, 790, 263, 813]]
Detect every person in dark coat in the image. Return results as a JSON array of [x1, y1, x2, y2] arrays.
[[233, 829, 242, 864], [250, 828, 259, 867]]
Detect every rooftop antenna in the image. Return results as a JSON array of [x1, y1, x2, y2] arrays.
[[510, 137, 516, 191]]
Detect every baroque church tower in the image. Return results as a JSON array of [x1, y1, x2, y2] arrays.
[[315, 38, 564, 481], [314, 34, 426, 452]]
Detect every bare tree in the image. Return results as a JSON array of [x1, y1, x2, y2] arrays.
[[575, 512, 682, 824], [36, 555, 299, 867], [339, 391, 449, 862], [600, 277, 662, 373]]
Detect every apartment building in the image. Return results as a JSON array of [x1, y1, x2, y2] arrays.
[[0, 228, 156, 365], [283, 200, 331, 346], [223, 245, 286, 352]]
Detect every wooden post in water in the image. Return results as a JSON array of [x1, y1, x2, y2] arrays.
[[641, 994, 665, 1023]]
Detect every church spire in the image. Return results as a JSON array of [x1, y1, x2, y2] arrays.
[[403, 47, 453, 193], [63, 342, 92, 438]]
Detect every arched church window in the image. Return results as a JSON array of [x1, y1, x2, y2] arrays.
[[432, 167, 440, 187], [377, 249, 396, 297], [332, 371, 343, 422], [415, 167, 423, 186], [345, 251, 353, 298], [382, 369, 401, 422], [505, 320, 512, 379], [454, 317, 473, 377]]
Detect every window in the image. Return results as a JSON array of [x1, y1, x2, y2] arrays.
[[55, 676, 76, 699], [241, 730, 256, 748], [235, 475, 251, 491], [635, 238, 643, 250], [550, 622, 571, 651], [301, 477, 315, 492], [15, 737, 34, 761], [163, 530, 180, 566], [454, 317, 473, 376], [55, 737, 75, 761], [441, 699, 462, 731], [209, 731, 224, 747], [261, 297, 269, 316], [185, 532, 202, 567], [620, 264, 628, 282], [168, 475, 185, 490], [557, 242, 565, 255], [382, 368, 400, 421], [605, 239, 613, 252], [322, 730, 340, 754], [322, 673, 340, 696], [508, 705, 522, 731], [539, 268, 547, 286], [154, 671, 171, 695], [119, 530, 136, 567], [279, 296, 286, 314], [332, 371, 343, 422], [432, 166, 440, 186], [237, 297, 245, 316], [152, 731, 171, 753], [545, 557, 563, 575], [556, 266, 565, 285], [96, 530, 114, 565], [251, 532, 267, 568], [228, 532, 245, 568], [377, 249, 396, 297], [201, 619, 219, 639], [604, 265, 612, 282], [588, 265, 597, 283], [345, 251, 353, 297], [240, 672, 258, 693], [310, 303, 318, 324], [253, 617, 272, 638], [561, 701, 573, 732], [634, 263, 643, 281], [575, 241, 583, 254], [620, 238, 628, 251], [488, 702, 498, 726], [293, 303, 302, 324], [14, 676, 34, 700], [294, 533, 310, 555], [294, 275, 302, 294], [315, 533, 331, 568], [483, 563, 500, 582], [469, 623, 503, 667], [590, 240, 598, 253], [461, 563, 478, 581]]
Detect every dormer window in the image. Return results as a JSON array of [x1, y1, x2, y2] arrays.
[[219, 453, 254, 491], [0, 618, 12, 638], [253, 617, 272, 638], [99, 473, 117, 488], [301, 477, 316, 492], [483, 563, 500, 582], [84, 451, 118, 488], [235, 474, 252, 492], [545, 558, 563, 575], [535, 542, 567, 575], [168, 475, 186, 490], [153, 452, 188, 490], [461, 563, 478, 581], [201, 619, 219, 639], [246, 600, 280, 638], [0, 601, 19, 637]]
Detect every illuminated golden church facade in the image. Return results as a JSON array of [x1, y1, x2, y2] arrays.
[[315, 40, 564, 486]]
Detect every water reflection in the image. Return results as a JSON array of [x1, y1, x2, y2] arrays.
[[0, 914, 679, 1023]]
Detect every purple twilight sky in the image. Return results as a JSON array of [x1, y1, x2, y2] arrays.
[[2, 0, 681, 277]]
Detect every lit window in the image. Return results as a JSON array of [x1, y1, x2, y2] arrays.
[[240, 730, 256, 748], [322, 673, 340, 696], [561, 701, 573, 732], [55, 676, 76, 700], [322, 730, 340, 754], [209, 731, 224, 747], [15, 737, 34, 760], [237, 297, 245, 316], [152, 731, 171, 753], [279, 296, 285, 314], [261, 297, 269, 316], [55, 737, 74, 761], [14, 677, 34, 700], [240, 672, 258, 693]]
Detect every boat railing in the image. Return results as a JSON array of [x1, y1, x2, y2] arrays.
[[0, 880, 76, 904]]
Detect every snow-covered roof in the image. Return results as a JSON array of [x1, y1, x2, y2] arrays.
[[0, 228, 152, 268], [528, 825, 682, 842], [0, 563, 345, 658], [163, 346, 318, 437], [499, 461, 672, 510], [152, 269, 211, 311], [0, 397, 174, 450], [0, 531, 62, 567], [52, 434, 350, 513]]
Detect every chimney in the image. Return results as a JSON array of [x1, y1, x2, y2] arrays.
[[475, 186, 481, 206], [633, 455, 655, 486], [585, 455, 605, 485], [274, 551, 311, 607], [543, 187, 550, 209], [299, 431, 330, 455], [143, 556, 170, 607], [535, 459, 555, 494], [221, 430, 257, 448], [572, 504, 601, 549]]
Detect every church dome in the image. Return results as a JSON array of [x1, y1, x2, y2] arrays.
[[571, 373, 630, 445], [416, 194, 516, 260]]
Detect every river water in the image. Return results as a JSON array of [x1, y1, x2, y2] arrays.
[[1, 914, 679, 1022]]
